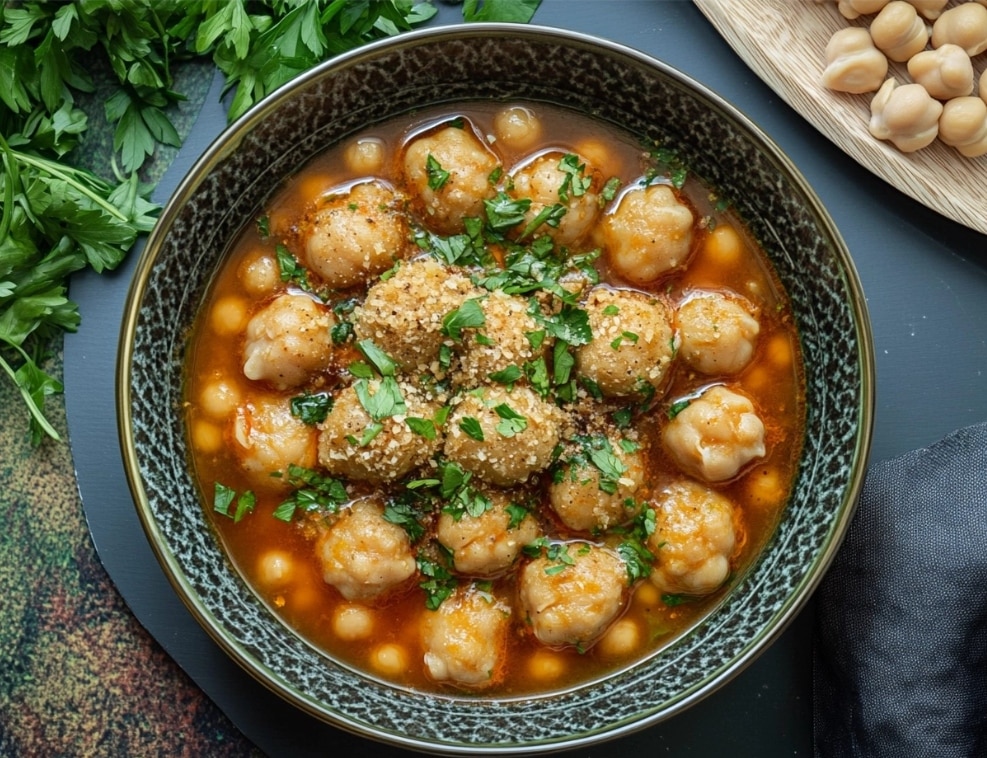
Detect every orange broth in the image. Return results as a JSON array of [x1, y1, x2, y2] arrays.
[[183, 102, 805, 696]]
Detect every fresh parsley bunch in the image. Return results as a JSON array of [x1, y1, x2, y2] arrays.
[[0, 0, 540, 444]]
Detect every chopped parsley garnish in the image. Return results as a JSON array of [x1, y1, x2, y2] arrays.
[[417, 548, 457, 610], [488, 365, 523, 386], [441, 298, 486, 341], [493, 403, 527, 437], [425, 154, 450, 190], [383, 501, 428, 542], [275, 243, 312, 292], [270, 464, 349, 523], [484, 192, 531, 230], [256, 215, 270, 238], [458, 416, 485, 441], [213, 482, 255, 523], [289, 391, 333, 425], [405, 416, 438, 440], [667, 398, 692, 419], [557, 153, 592, 202]]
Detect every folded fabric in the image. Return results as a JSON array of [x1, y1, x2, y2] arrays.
[[814, 421, 987, 757]]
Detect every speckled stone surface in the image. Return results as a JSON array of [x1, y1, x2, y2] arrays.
[[0, 348, 260, 757]]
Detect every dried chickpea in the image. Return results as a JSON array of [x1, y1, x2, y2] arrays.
[[870, 1, 930, 62], [907, 44, 975, 100], [906, 0, 949, 20], [931, 2, 987, 56], [939, 96, 987, 156], [821, 27, 889, 93], [869, 78, 944, 151], [837, 0, 891, 19]]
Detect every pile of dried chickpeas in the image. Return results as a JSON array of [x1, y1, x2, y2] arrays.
[[817, 0, 987, 156]]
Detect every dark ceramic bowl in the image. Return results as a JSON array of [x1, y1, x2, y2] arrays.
[[118, 24, 874, 754]]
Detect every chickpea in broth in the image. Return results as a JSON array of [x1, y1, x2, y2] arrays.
[[184, 102, 805, 696]]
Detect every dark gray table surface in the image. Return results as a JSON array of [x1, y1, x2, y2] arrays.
[[65, 2, 987, 756]]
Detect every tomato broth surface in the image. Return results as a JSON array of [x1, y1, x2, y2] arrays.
[[184, 101, 805, 697]]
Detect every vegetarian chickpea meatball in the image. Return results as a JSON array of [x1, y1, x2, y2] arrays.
[[454, 289, 549, 387], [422, 583, 512, 688], [318, 381, 441, 484], [402, 121, 500, 235], [242, 292, 334, 390], [316, 497, 417, 601], [300, 180, 411, 288], [575, 286, 676, 399], [518, 542, 628, 649], [663, 385, 766, 482], [354, 257, 476, 373], [676, 290, 760, 376], [232, 394, 317, 478], [508, 151, 603, 247], [646, 479, 739, 596], [601, 184, 694, 285], [548, 432, 645, 533], [444, 385, 562, 487], [437, 489, 540, 577]]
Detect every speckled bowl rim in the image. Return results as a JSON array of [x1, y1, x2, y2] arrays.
[[117, 23, 874, 755]]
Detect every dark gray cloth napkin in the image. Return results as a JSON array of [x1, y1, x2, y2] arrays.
[[814, 421, 987, 757]]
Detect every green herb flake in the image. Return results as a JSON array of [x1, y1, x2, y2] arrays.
[[458, 416, 485, 441], [289, 391, 333, 425], [494, 403, 527, 437], [441, 297, 486, 341], [425, 153, 450, 191]]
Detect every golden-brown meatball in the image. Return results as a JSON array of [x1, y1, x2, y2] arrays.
[[518, 542, 627, 649], [318, 381, 441, 484], [242, 292, 334, 390], [548, 432, 645, 533], [316, 497, 417, 601], [232, 394, 318, 481], [662, 385, 766, 482], [601, 184, 694, 285], [354, 257, 476, 374], [508, 151, 603, 247], [453, 289, 549, 387], [574, 286, 676, 399], [647, 479, 739, 596], [437, 489, 540, 577], [443, 385, 562, 487], [300, 180, 411, 288], [402, 120, 500, 235], [676, 290, 760, 376], [421, 583, 512, 688]]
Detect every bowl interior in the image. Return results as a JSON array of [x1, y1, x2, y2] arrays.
[[118, 24, 873, 754]]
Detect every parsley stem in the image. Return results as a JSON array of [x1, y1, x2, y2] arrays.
[[0, 345, 60, 442], [9, 150, 128, 222]]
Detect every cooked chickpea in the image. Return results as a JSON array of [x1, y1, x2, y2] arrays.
[[836, 0, 891, 19], [907, 44, 975, 100], [744, 465, 787, 511], [332, 603, 375, 641], [703, 223, 744, 268], [764, 332, 794, 370], [371, 643, 410, 677], [238, 252, 280, 296], [210, 296, 249, 336], [596, 617, 642, 658], [191, 419, 222, 454], [907, 0, 949, 20], [492, 105, 542, 151], [938, 95, 987, 157], [527, 650, 566, 682], [199, 378, 242, 419], [344, 137, 385, 174], [257, 550, 294, 587]]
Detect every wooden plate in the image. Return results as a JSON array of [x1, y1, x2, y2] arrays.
[[693, 0, 987, 236]]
